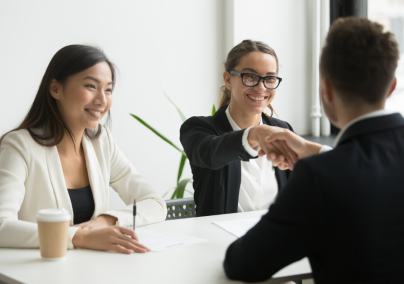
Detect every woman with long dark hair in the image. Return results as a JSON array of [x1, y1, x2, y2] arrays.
[[180, 40, 296, 217], [0, 45, 166, 253]]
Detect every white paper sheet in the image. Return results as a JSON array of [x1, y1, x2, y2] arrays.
[[212, 218, 261, 238], [136, 230, 207, 252]]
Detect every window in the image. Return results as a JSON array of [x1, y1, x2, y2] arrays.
[[369, 0, 404, 115]]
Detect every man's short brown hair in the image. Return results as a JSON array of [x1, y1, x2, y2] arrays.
[[320, 17, 400, 104]]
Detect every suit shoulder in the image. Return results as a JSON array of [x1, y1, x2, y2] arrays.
[[298, 145, 350, 172], [181, 115, 216, 133], [2, 129, 29, 139], [1, 129, 38, 148], [0, 130, 40, 164], [183, 115, 215, 125]]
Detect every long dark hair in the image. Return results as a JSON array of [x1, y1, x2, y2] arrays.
[[0, 45, 116, 148], [219, 40, 279, 117]]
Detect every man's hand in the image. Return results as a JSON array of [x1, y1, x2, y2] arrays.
[[73, 215, 118, 230], [262, 128, 323, 169], [259, 140, 296, 170], [248, 125, 298, 169]]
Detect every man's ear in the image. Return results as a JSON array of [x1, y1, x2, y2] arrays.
[[223, 71, 232, 90], [386, 77, 397, 99], [49, 79, 62, 100], [320, 78, 333, 105]]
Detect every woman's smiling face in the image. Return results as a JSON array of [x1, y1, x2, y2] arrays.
[[225, 51, 278, 116], [50, 61, 113, 132]]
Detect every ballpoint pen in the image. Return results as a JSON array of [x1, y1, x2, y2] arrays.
[[133, 198, 136, 230]]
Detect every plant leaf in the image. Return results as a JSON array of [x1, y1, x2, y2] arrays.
[[170, 188, 177, 199], [212, 104, 216, 116], [177, 154, 187, 183], [159, 86, 187, 122], [176, 178, 193, 199], [130, 114, 185, 155]]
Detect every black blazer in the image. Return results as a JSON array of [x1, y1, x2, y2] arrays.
[[224, 113, 404, 284], [180, 106, 293, 217]]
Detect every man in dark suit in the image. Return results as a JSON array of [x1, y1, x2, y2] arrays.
[[223, 17, 403, 284]]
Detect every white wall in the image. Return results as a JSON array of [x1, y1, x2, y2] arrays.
[[0, 0, 225, 208], [228, 0, 313, 135], [0, 0, 314, 209]]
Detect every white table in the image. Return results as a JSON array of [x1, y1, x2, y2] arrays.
[[0, 210, 312, 284]]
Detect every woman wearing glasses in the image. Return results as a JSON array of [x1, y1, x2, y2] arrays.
[[0, 45, 166, 253], [180, 40, 294, 216]]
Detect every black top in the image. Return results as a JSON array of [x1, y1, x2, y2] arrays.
[[67, 185, 95, 225], [180, 106, 293, 217], [223, 113, 404, 284]]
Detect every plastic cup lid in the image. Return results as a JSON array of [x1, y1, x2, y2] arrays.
[[36, 208, 71, 222]]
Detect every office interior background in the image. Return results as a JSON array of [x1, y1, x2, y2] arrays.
[[0, 0, 403, 210]]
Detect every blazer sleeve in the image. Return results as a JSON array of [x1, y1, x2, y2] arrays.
[[223, 159, 324, 282], [0, 132, 78, 249], [102, 128, 167, 228], [180, 116, 254, 170]]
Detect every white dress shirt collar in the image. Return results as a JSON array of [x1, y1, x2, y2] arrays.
[[225, 106, 263, 131], [333, 109, 396, 147]]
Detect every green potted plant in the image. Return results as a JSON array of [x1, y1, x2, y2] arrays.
[[130, 90, 216, 199]]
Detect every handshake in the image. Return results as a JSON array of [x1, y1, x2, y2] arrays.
[[247, 125, 324, 170]]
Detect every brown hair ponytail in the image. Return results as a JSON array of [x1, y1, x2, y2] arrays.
[[219, 40, 279, 117]]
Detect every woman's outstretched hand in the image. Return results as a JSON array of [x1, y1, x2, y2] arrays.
[[260, 140, 296, 170], [72, 225, 150, 254], [260, 128, 323, 170], [248, 125, 298, 169]]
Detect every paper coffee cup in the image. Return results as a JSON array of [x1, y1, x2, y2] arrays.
[[36, 208, 71, 261]]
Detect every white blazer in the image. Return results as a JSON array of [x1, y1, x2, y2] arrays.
[[0, 127, 167, 249]]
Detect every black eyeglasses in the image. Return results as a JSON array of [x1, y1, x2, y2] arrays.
[[229, 71, 282, 89]]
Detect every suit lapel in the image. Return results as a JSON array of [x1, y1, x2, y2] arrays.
[[213, 106, 234, 135], [82, 135, 106, 218], [213, 107, 289, 209], [226, 161, 240, 213], [215, 106, 272, 132], [45, 146, 74, 225], [337, 113, 404, 147], [214, 106, 240, 213], [262, 113, 273, 126]]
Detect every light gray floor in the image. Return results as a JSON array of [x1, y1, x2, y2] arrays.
[[302, 279, 314, 284]]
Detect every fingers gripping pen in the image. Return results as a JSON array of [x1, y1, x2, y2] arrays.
[[133, 199, 136, 230]]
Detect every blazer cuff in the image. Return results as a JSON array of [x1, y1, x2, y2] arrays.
[[68, 226, 79, 249], [242, 127, 259, 157]]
